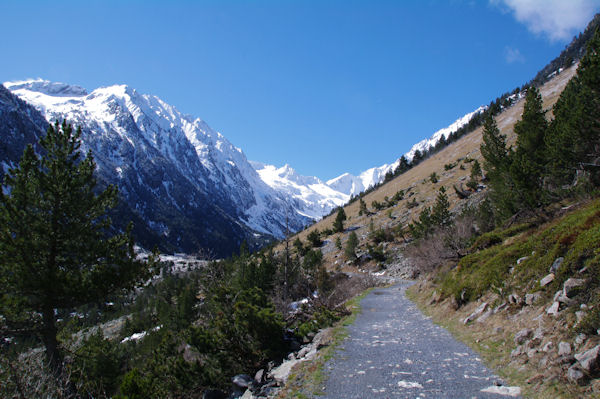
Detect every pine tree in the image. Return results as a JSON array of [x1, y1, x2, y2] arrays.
[[480, 114, 517, 220], [547, 28, 600, 188], [344, 231, 358, 260], [358, 197, 368, 216], [333, 207, 347, 233], [0, 121, 152, 380], [510, 86, 549, 208], [431, 186, 452, 227]]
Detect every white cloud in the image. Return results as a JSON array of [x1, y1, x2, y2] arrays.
[[493, 0, 600, 42], [504, 46, 525, 63]]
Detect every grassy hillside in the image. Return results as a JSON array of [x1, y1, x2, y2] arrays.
[[281, 63, 578, 274]]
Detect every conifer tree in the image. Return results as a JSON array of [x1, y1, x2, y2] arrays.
[[359, 197, 368, 216], [547, 29, 600, 188], [333, 207, 347, 233], [431, 187, 452, 228], [344, 231, 358, 260], [0, 121, 152, 379], [510, 86, 549, 208], [480, 114, 517, 220]]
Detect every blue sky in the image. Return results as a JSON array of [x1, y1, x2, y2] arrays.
[[1, 0, 598, 180]]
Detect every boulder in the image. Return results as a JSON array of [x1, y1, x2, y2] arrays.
[[563, 278, 585, 298], [508, 294, 522, 305], [254, 369, 265, 384], [546, 301, 560, 316], [493, 302, 508, 313], [549, 257, 564, 273], [232, 374, 253, 390], [540, 273, 555, 287], [463, 302, 488, 324], [576, 311, 587, 324], [567, 365, 586, 385], [511, 345, 523, 358], [558, 342, 572, 356], [575, 345, 600, 372], [241, 389, 255, 399], [575, 333, 587, 346], [514, 328, 533, 345], [476, 309, 493, 323]]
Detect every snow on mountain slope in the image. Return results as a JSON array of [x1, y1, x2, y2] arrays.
[[404, 106, 486, 161], [252, 162, 350, 219], [5, 79, 310, 252]]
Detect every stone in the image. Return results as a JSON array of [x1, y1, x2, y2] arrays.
[[549, 257, 564, 273], [525, 292, 541, 305], [232, 374, 253, 389], [531, 327, 545, 346], [575, 333, 587, 346], [540, 273, 555, 287], [575, 345, 600, 372], [254, 369, 265, 384], [514, 328, 533, 345], [463, 302, 488, 324], [240, 389, 255, 399], [493, 327, 504, 334], [576, 311, 587, 324], [480, 385, 521, 397], [558, 342, 572, 356], [508, 294, 522, 305], [493, 302, 508, 314], [546, 301, 560, 316], [567, 365, 586, 385], [563, 278, 585, 298], [517, 256, 529, 265], [511, 345, 523, 358], [542, 341, 554, 352]]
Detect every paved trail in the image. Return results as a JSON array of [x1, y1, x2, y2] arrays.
[[321, 282, 520, 399]]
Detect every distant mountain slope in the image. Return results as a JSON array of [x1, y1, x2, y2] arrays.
[[4, 80, 312, 255]]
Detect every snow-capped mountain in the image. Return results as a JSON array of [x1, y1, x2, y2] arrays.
[[4, 79, 310, 255], [251, 162, 350, 219], [404, 106, 486, 161]]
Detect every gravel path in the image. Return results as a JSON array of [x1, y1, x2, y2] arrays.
[[321, 281, 521, 398]]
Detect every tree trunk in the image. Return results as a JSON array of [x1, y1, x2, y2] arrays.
[[41, 305, 63, 379]]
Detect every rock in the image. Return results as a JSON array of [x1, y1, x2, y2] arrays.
[[546, 301, 560, 316], [463, 302, 488, 324], [563, 278, 585, 298], [514, 328, 533, 345], [575, 345, 600, 372], [493, 327, 504, 334], [517, 256, 529, 265], [511, 345, 523, 358], [254, 369, 265, 384], [493, 302, 508, 313], [178, 343, 201, 363], [429, 291, 441, 305], [540, 273, 555, 287], [549, 257, 564, 273], [232, 374, 253, 390], [508, 294, 522, 305], [525, 292, 541, 305], [558, 342, 572, 356], [240, 389, 255, 399], [531, 327, 545, 345], [527, 348, 538, 358], [576, 311, 587, 324], [480, 385, 521, 397], [542, 341, 554, 352], [567, 365, 586, 385], [575, 333, 587, 346]]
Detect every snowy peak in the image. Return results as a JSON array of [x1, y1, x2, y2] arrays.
[[6, 79, 88, 97], [405, 106, 486, 161]]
